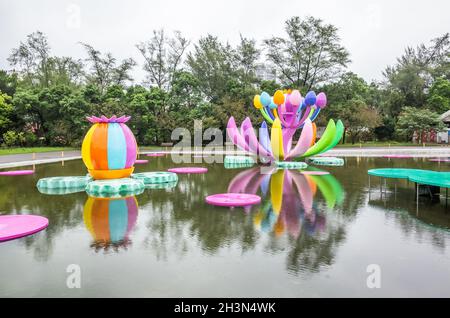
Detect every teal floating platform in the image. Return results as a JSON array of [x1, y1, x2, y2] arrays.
[[368, 168, 450, 188], [275, 161, 308, 169]]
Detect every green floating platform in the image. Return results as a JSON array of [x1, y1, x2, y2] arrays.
[[224, 162, 255, 169], [224, 156, 255, 169], [224, 156, 255, 165], [37, 175, 92, 189], [85, 178, 145, 197], [145, 181, 178, 189], [275, 161, 308, 169], [131, 172, 178, 185], [37, 186, 86, 195], [368, 168, 450, 188], [307, 157, 344, 166]]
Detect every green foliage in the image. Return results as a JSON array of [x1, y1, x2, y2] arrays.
[[0, 70, 18, 96], [334, 99, 382, 144], [0, 92, 15, 138], [2, 27, 449, 148], [136, 30, 189, 90], [264, 16, 350, 90], [396, 106, 445, 142], [3, 130, 25, 147], [383, 33, 449, 116], [427, 77, 450, 113]]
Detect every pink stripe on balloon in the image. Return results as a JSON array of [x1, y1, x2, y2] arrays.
[[226, 117, 250, 152], [285, 119, 313, 160], [294, 106, 311, 129], [241, 117, 273, 159], [120, 123, 137, 168]]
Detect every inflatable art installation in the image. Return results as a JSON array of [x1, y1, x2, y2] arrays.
[[36, 115, 178, 198], [227, 90, 344, 164], [82, 115, 137, 180]]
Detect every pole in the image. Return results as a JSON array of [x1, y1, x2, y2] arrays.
[[416, 183, 419, 216]]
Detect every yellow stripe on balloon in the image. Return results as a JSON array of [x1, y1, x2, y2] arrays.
[[273, 108, 279, 119], [270, 118, 284, 160], [81, 124, 97, 170], [83, 197, 95, 237], [270, 170, 285, 215]]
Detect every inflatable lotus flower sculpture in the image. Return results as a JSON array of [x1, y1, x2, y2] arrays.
[[227, 90, 344, 161]]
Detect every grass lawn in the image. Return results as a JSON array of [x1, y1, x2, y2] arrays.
[[0, 145, 164, 156], [0, 147, 77, 156], [335, 141, 448, 147]]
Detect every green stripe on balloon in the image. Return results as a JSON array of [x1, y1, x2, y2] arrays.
[[260, 108, 274, 124]]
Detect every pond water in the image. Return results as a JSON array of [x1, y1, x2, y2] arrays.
[[1, 156, 450, 297]]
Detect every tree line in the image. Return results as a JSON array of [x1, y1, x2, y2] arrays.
[[0, 16, 448, 147]]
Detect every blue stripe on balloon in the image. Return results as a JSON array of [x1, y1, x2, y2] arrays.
[[310, 108, 321, 121], [259, 121, 272, 154], [108, 199, 128, 243], [107, 123, 127, 169], [265, 106, 275, 120]]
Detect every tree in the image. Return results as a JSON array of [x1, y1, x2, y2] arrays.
[[264, 16, 350, 90], [136, 29, 189, 90], [81, 43, 136, 93], [8, 31, 51, 87], [383, 33, 450, 113], [0, 92, 15, 139], [234, 35, 260, 94], [396, 106, 445, 143], [187, 35, 235, 102], [8, 31, 84, 88], [0, 70, 18, 96], [335, 99, 381, 144], [427, 77, 450, 114]]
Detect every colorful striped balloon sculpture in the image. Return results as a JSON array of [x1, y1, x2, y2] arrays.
[[82, 115, 137, 180], [83, 196, 138, 250]]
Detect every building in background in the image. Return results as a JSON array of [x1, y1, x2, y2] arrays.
[[255, 64, 277, 82], [437, 110, 450, 143]]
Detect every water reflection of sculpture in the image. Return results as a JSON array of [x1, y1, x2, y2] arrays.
[[83, 196, 138, 252], [228, 168, 344, 238]]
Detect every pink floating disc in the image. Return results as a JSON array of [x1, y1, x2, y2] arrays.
[[146, 153, 165, 157], [0, 215, 48, 242], [301, 171, 330, 175], [205, 193, 261, 207], [0, 170, 34, 176], [168, 167, 208, 174], [383, 155, 412, 158], [429, 158, 450, 162], [135, 159, 148, 164]]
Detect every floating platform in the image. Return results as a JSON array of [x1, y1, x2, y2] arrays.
[[275, 161, 308, 169], [37, 175, 92, 190], [307, 157, 344, 166], [368, 168, 450, 200], [85, 178, 145, 197], [131, 172, 178, 185]]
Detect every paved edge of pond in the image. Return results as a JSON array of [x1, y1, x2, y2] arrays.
[[1, 147, 450, 169]]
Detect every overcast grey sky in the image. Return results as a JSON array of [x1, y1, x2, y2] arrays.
[[1, 0, 449, 84]]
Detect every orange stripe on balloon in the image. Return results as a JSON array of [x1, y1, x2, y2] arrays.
[[273, 108, 279, 119], [310, 123, 317, 147], [90, 123, 109, 170], [91, 198, 110, 242]]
